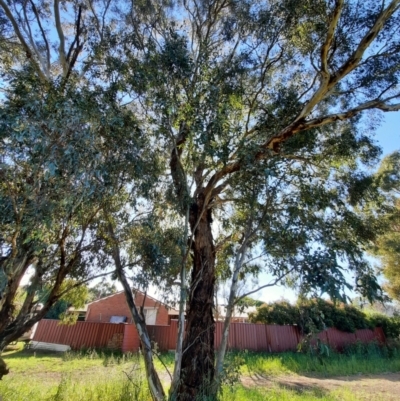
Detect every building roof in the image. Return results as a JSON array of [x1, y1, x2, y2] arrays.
[[67, 305, 88, 313]]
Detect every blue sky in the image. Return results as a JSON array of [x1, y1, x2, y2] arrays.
[[376, 112, 400, 156]]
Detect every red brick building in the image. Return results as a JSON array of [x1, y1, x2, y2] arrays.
[[85, 290, 170, 325]]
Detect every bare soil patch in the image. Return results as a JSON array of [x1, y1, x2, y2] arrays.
[[242, 372, 400, 400]]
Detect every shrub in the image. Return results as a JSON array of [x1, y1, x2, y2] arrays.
[[249, 298, 400, 338], [248, 301, 299, 326], [367, 313, 400, 339]]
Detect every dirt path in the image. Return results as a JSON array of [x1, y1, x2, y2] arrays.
[[241, 372, 400, 400]]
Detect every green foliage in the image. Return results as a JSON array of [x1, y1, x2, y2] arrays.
[[235, 297, 264, 308], [360, 152, 400, 301], [0, 62, 159, 345], [249, 299, 382, 335], [375, 151, 400, 194], [249, 301, 299, 327], [372, 199, 400, 300], [218, 352, 246, 393], [367, 313, 400, 340]]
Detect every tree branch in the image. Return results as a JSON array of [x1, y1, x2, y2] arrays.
[[0, 0, 46, 81], [54, 0, 67, 76], [334, 0, 400, 82], [320, 0, 344, 77], [55, 270, 115, 299], [234, 267, 296, 303], [297, 0, 400, 121], [169, 122, 191, 214], [29, 0, 51, 74]]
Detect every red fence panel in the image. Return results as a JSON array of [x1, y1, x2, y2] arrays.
[[321, 328, 357, 351], [34, 320, 62, 343], [254, 324, 269, 351], [231, 323, 257, 351], [33, 320, 125, 350], [373, 327, 386, 344], [356, 329, 378, 344], [147, 321, 178, 351], [266, 325, 300, 352], [214, 322, 223, 350]]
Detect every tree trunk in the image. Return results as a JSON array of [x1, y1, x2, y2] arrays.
[[0, 253, 32, 334], [0, 356, 9, 380], [177, 193, 216, 400], [169, 205, 190, 400], [118, 270, 165, 401], [0, 302, 51, 351], [214, 241, 248, 393], [169, 258, 187, 400], [107, 220, 165, 401]]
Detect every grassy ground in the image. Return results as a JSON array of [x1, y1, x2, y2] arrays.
[[0, 343, 399, 401], [240, 346, 400, 377]]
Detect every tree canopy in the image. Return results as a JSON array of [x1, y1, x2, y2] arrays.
[[1, 1, 400, 399]]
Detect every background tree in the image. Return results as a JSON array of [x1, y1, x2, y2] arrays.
[[367, 152, 400, 300], [97, 189, 184, 401], [0, 70, 148, 348], [0, 2, 169, 396], [235, 297, 264, 308], [87, 280, 118, 303], [39, 281, 88, 323]]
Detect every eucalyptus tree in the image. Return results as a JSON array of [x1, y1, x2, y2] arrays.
[[0, 0, 167, 393], [87, 279, 118, 302], [0, 0, 156, 350], [109, 1, 400, 398], [0, 69, 153, 350], [103, 206, 183, 401]]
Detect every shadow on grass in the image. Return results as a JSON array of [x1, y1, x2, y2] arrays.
[[245, 371, 330, 398], [3, 347, 63, 360], [274, 381, 329, 398]]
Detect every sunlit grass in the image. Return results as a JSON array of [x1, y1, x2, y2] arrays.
[[1, 344, 400, 400], [239, 349, 400, 377]]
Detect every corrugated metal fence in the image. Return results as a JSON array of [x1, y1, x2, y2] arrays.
[[213, 322, 300, 352], [33, 319, 385, 353], [316, 327, 386, 351], [33, 320, 125, 350]]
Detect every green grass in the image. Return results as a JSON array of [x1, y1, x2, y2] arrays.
[[239, 347, 400, 377], [0, 344, 399, 400]]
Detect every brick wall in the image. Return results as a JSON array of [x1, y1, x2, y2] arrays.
[[86, 291, 169, 326]]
